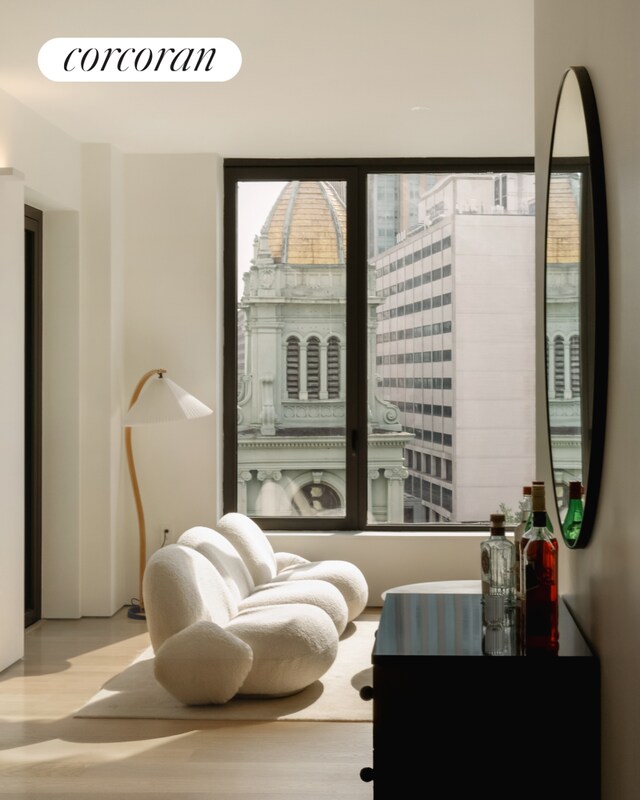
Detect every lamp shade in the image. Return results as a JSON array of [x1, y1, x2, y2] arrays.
[[123, 373, 213, 426]]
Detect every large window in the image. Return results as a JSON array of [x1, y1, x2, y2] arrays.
[[224, 160, 535, 531]]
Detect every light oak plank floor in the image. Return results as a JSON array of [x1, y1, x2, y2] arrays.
[[0, 607, 379, 799]]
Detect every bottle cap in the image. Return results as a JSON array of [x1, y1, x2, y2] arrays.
[[569, 481, 583, 499], [523, 486, 532, 495], [490, 512, 506, 534], [531, 482, 546, 513]]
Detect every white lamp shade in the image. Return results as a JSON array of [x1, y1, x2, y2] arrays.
[[123, 374, 213, 426]]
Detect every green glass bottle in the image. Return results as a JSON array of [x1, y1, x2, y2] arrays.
[[562, 481, 584, 543]]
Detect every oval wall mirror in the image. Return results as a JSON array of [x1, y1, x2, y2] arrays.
[[544, 66, 608, 548]]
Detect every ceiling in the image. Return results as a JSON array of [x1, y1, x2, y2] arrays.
[[0, 0, 534, 157]]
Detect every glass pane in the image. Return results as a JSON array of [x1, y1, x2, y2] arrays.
[[368, 173, 536, 525], [236, 180, 347, 518], [545, 171, 583, 517]]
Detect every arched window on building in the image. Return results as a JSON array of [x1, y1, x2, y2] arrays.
[[327, 335, 340, 399], [286, 336, 300, 398], [292, 482, 342, 516], [570, 334, 581, 397], [554, 335, 565, 398], [307, 336, 320, 399]]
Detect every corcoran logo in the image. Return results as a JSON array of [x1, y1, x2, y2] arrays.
[[38, 38, 242, 82]]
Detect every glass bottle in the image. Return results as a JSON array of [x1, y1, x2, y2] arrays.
[[523, 482, 559, 654], [562, 480, 584, 543], [520, 480, 557, 594], [482, 594, 516, 656], [512, 485, 532, 601], [524, 480, 554, 534], [480, 512, 516, 623]]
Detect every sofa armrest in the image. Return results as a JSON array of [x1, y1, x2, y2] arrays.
[[153, 619, 253, 705]]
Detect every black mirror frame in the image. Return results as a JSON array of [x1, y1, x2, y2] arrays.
[[544, 66, 609, 549]]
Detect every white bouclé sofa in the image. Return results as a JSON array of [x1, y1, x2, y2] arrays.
[[142, 513, 369, 706]]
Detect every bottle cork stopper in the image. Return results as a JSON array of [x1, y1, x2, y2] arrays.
[[569, 481, 583, 499], [490, 512, 506, 534], [531, 482, 546, 512]]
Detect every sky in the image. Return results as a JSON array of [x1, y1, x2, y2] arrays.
[[236, 181, 287, 289]]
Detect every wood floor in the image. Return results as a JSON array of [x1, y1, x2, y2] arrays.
[[0, 607, 378, 799]]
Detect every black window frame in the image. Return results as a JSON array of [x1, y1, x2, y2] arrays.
[[224, 157, 534, 532]]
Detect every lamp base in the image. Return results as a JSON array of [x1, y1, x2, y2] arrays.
[[127, 604, 146, 620]]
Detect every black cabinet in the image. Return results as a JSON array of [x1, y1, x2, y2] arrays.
[[362, 592, 600, 799]]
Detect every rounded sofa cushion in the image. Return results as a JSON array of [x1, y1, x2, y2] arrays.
[[228, 603, 339, 697], [178, 526, 255, 602], [217, 512, 278, 586], [238, 578, 349, 636], [143, 544, 238, 652], [153, 620, 253, 705], [272, 560, 369, 622]]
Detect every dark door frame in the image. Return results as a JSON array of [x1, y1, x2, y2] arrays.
[[24, 204, 43, 628]]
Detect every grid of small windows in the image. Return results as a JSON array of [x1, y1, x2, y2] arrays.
[[374, 220, 454, 521], [405, 449, 454, 517]]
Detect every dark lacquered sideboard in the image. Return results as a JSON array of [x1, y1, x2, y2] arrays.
[[360, 592, 600, 799]]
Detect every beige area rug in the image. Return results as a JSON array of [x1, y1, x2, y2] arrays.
[[74, 619, 376, 722]]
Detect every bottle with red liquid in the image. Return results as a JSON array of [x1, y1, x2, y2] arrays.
[[523, 481, 559, 654]]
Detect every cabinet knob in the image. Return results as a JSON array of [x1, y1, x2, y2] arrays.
[[360, 767, 374, 783], [359, 685, 374, 700]]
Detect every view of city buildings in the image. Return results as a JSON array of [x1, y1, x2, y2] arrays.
[[234, 173, 538, 525]]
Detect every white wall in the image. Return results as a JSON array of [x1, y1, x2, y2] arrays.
[[79, 144, 126, 615], [535, 2, 640, 797], [122, 154, 221, 594], [0, 169, 26, 671], [0, 87, 80, 211], [41, 211, 81, 617]]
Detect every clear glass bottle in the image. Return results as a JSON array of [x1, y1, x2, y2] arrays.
[[523, 482, 559, 654], [562, 480, 584, 543], [512, 485, 532, 601], [482, 595, 516, 656], [481, 512, 516, 623]]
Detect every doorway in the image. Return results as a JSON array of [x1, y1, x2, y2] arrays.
[[24, 204, 42, 628]]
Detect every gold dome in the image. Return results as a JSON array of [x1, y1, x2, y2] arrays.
[[262, 181, 346, 265], [546, 175, 580, 264]]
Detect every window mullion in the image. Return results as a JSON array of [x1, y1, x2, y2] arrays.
[[345, 167, 368, 529]]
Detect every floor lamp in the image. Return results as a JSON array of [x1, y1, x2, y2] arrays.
[[123, 368, 213, 619]]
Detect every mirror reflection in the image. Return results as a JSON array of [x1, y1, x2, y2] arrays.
[[544, 66, 608, 549]]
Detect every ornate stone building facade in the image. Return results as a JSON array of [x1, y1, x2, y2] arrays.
[[236, 181, 410, 520]]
